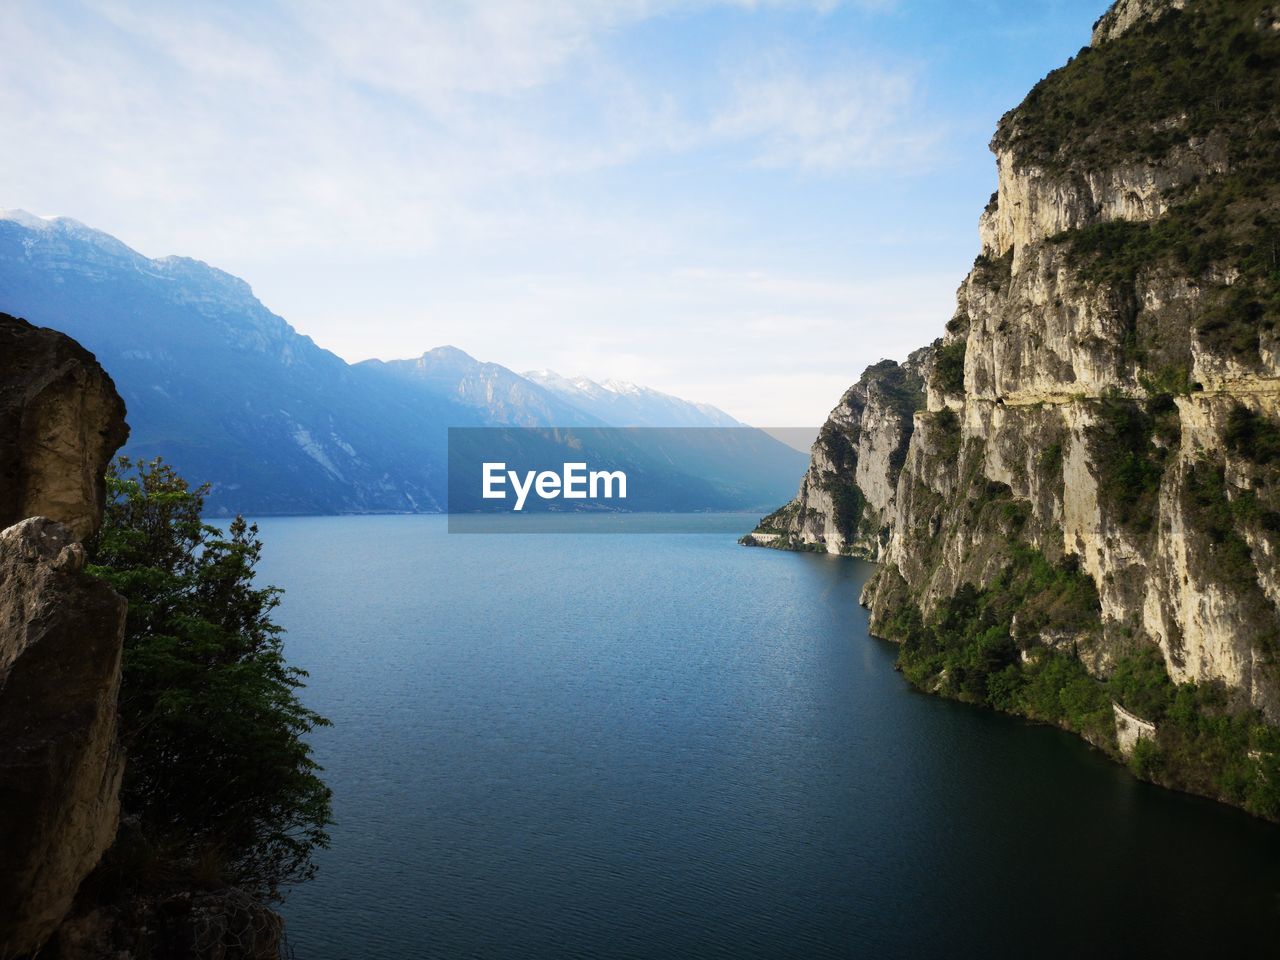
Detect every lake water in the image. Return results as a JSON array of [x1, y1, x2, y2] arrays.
[[253, 515, 1280, 959]]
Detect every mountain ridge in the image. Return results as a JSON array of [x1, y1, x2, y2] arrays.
[[0, 209, 803, 515]]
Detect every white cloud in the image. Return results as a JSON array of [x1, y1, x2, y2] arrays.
[[0, 0, 959, 423], [711, 57, 940, 170]]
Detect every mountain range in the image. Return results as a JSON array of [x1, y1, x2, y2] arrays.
[[0, 210, 805, 516]]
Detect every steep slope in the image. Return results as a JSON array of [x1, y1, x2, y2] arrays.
[[0, 212, 478, 516], [751, 0, 1280, 818], [744, 352, 929, 556]]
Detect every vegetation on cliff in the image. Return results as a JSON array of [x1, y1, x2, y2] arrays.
[[882, 545, 1280, 819], [1086, 392, 1180, 534], [998, 0, 1280, 172], [88, 458, 332, 899], [1030, 0, 1280, 368], [750, 0, 1280, 823]]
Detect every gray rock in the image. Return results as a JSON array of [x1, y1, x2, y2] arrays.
[[0, 517, 126, 957], [0, 313, 129, 541]]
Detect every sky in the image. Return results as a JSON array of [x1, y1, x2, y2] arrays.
[[0, 0, 1110, 425]]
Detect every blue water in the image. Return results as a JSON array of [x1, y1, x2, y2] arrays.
[[253, 516, 1280, 959]]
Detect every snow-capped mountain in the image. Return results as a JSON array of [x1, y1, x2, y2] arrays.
[[360, 347, 607, 428], [0, 209, 472, 515], [0, 209, 806, 514], [523, 370, 743, 428]]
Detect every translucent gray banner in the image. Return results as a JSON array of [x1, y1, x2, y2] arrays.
[[447, 426, 816, 533]]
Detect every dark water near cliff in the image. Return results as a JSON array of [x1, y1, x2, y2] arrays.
[[254, 516, 1280, 959]]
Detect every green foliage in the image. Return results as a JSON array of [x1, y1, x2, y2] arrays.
[[1086, 395, 1178, 534], [88, 458, 332, 898], [971, 250, 1013, 291], [1051, 174, 1280, 366], [1224, 403, 1280, 463], [1129, 736, 1161, 779], [1028, 0, 1280, 367], [933, 338, 967, 395], [1039, 440, 1064, 477], [1001, 0, 1280, 172], [1139, 363, 1194, 398], [932, 407, 962, 460], [1183, 459, 1257, 585], [1197, 282, 1275, 359], [860, 358, 927, 421], [828, 476, 866, 542], [887, 548, 1280, 817], [945, 311, 971, 337], [1179, 458, 1280, 657], [897, 546, 1104, 733], [1123, 670, 1280, 818], [1017, 652, 1113, 739], [1107, 646, 1176, 720], [813, 419, 866, 541]]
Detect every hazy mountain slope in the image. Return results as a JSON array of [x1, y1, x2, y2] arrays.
[[748, 0, 1280, 819], [0, 211, 476, 515], [360, 348, 606, 427], [0, 211, 806, 514], [524, 369, 743, 428]]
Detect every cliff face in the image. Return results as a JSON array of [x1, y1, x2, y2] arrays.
[[745, 351, 929, 557], [0, 519, 126, 957], [752, 0, 1280, 814], [0, 314, 129, 542], [0, 313, 287, 958], [0, 315, 128, 956]]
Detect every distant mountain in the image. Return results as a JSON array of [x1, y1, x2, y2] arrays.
[[0, 210, 472, 515], [360, 347, 605, 427], [524, 370, 742, 428], [0, 210, 805, 515]]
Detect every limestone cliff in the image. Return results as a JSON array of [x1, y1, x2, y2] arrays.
[[0, 313, 288, 958], [0, 314, 129, 543], [744, 351, 929, 557], [751, 0, 1280, 816], [0, 316, 128, 956]]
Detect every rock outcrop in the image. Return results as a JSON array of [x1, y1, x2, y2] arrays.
[[750, 0, 1280, 816], [747, 352, 929, 557], [0, 314, 129, 956], [0, 519, 126, 957], [0, 313, 129, 541], [1092, 0, 1189, 44]]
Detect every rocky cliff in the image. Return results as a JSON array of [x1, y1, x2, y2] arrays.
[[744, 351, 930, 557], [0, 314, 128, 542], [0, 314, 128, 956], [751, 0, 1280, 816], [0, 313, 289, 958]]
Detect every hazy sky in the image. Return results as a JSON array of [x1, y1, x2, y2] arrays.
[[1, 0, 1107, 424]]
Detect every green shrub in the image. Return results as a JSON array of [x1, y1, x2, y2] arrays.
[[933, 338, 967, 395], [88, 458, 332, 897], [1039, 440, 1064, 477], [1224, 403, 1280, 463], [828, 477, 866, 542], [972, 250, 1013, 291], [933, 407, 962, 460], [1108, 646, 1176, 720], [1087, 395, 1178, 534], [1183, 459, 1256, 584]]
